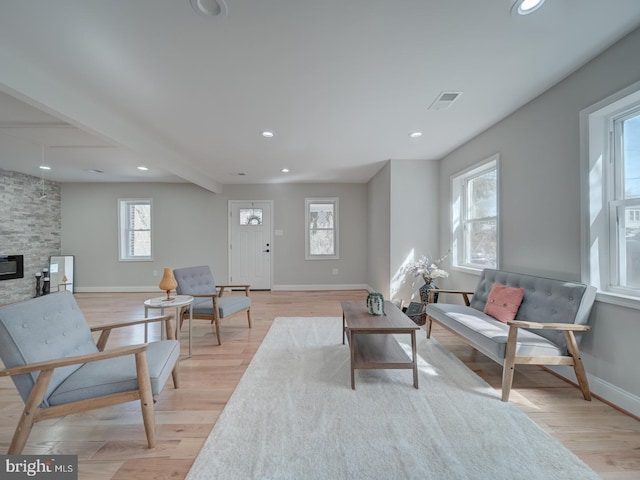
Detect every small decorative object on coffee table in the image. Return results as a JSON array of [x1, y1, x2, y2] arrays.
[[366, 292, 385, 315]]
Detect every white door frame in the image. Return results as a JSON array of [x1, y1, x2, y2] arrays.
[[228, 200, 274, 289]]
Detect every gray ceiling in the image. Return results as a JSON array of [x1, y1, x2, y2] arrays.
[[1, 0, 640, 192]]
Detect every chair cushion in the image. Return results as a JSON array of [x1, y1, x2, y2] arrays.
[[218, 296, 251, 317], [48, 340, 180, 406], [190, 296, 251, 318], [484, 283, 524, 323], [426, 303, 563, 363], [0, 292, 99, 406]]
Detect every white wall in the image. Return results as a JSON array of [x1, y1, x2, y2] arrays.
[[437, 27, 640, 415], [61, 182, 368, 290]]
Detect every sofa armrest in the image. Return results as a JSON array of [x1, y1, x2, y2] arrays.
[[507, 320, 591, 331], [428, 289, 474, 306]]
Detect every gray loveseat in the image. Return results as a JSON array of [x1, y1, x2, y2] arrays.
[[425, 269, 596, 402]]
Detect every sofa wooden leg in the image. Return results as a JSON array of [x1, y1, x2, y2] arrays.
[[426, 316, 433, 339], [565, 331, 592, 401], [247, 308, 252, 328], [501, 325, 519, 402]]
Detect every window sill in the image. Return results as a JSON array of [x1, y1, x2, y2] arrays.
[[451, 265, 484, 276], [595, 290, 640, 310]]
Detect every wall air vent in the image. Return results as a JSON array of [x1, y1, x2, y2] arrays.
[[428, 91, 462, 111]]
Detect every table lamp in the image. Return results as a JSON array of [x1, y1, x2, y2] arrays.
[[159, 267, 177, 301]]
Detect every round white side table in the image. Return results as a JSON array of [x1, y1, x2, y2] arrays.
[[144, 295, 194, 358]]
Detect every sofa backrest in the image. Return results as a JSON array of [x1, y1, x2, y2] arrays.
[[469, 269, 596, 352], [0, 291, 98, 406]]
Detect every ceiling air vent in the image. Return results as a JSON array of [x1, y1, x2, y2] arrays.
[[428, 91, 462, 111]]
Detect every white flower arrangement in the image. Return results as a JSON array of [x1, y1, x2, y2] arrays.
[[405, 252, 450, 285]]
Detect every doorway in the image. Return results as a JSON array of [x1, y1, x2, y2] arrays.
[[228, 200, 273, 290]]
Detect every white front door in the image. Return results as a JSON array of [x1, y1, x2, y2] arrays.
[[229, 200, 272, 290]]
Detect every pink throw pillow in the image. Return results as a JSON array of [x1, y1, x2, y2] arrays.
[[484, 283, 525, 323]]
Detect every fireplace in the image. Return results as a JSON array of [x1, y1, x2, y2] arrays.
[[0, 255, 24, 281]]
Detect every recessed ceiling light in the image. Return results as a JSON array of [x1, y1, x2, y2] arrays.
[[409, 132, 423, 139], [281, 168, 290, 173], [512, 0, 545, 15], [137, 166, 149, 171], [190, 0, 227, 17], [261, 131, 275, 138], [39, 165, 51, 170]]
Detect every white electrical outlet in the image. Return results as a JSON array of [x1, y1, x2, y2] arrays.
[[153, 270, 158, 277], [332, 268, 339, 275]]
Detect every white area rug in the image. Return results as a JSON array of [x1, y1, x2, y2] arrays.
[[186, 317, 600, 480]]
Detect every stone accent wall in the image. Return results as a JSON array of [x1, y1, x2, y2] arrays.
[[0, 169, 61, 304]]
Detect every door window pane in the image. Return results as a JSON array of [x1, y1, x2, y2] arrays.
[[239, 208, 263, 225]]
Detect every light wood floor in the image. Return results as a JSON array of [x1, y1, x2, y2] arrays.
[[1, 290, 639, 479]]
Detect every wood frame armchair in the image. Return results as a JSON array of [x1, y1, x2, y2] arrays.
[[0, 292, 180, 454], [174, 266, 251, 346]]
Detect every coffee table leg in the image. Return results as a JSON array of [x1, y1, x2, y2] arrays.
[[342, 313, 345, 345], [412, 330, 418, 389], [350, 330, 356, 389]]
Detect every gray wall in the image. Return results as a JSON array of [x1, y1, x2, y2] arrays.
[[61, 182, 368, 290], [390, 159, 440, 304], [367, 163, 391, 296], [366, 160, 441, 303], [437, 27, 640, 415], [0, 169, 61, 304], [222, 184, 368, 288]]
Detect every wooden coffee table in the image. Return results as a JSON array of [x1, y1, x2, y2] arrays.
[[341, 300, 420, 389]]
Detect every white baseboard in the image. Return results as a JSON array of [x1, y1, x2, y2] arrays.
[[75, 286, 160, 293], [547, 365, 640, 418], [272, 284, 371, 291], [76, 284, 374, 293]]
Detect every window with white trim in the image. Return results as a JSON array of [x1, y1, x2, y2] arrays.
[[305, 197, 339, 260], [582, 83, 640, 302], [118, 199, 152, 261], [451, 155, 499, 272]]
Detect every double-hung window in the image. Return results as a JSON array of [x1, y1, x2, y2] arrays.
[[451, 154, 499, 272], [582, 82, 640, 304], [305, 197, 339, 260], [118, 199, 152, 261]]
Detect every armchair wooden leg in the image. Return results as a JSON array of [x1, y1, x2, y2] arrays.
[[171, 363, 181, 389], [501, 325, 519, 402], [8, 368, 53, 454], [564, 331, 592, 401], [214, 318, 222, 346], [135, 352, 156, 449], [247, 308, 252, 328]]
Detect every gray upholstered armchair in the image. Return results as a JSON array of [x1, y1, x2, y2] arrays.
[[0, 291, 180, 454], [173, 265, 251, 345]]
